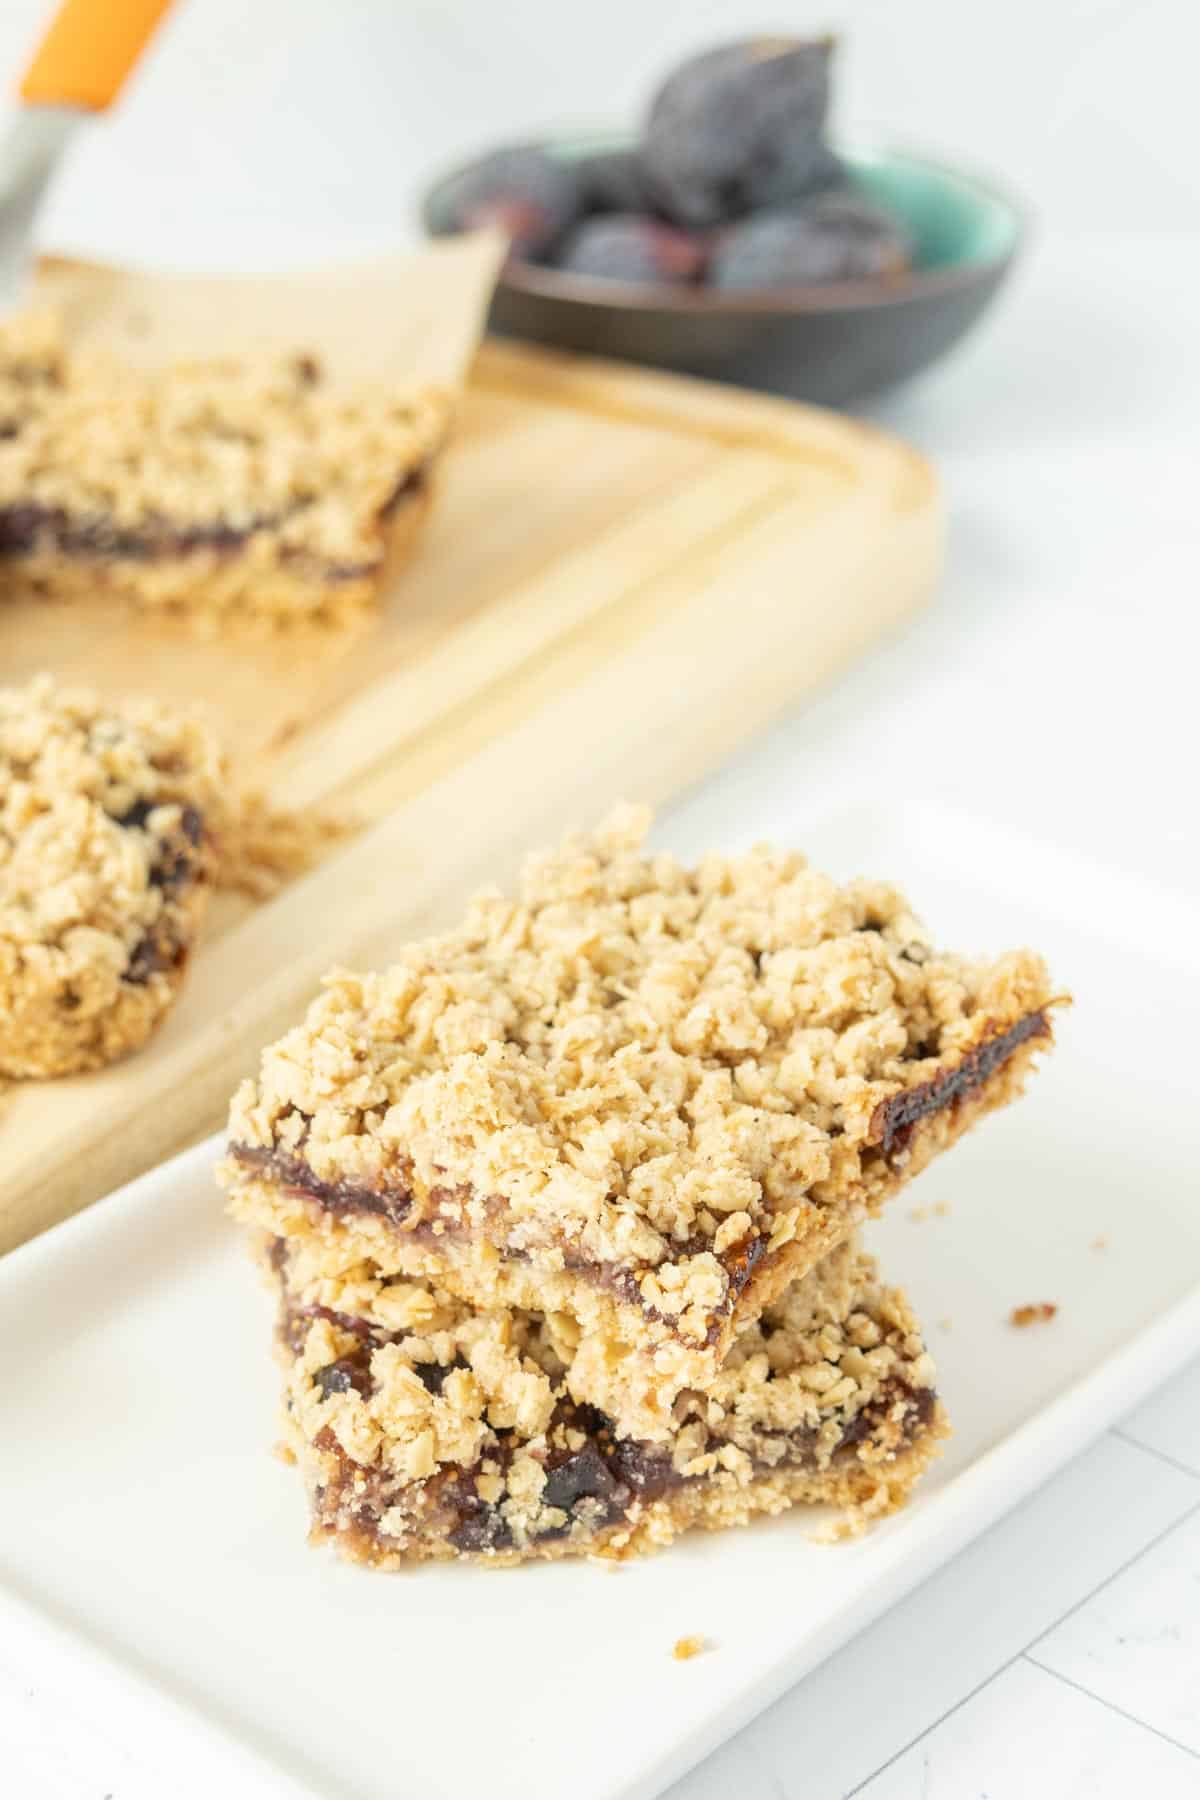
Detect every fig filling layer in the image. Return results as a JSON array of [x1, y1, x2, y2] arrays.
[[0, 465, 426, 583], [117, 803, 207, 987], [869, 1010, 1050, 1153], [236, 1137, 759, 1342], [312, 1385, 938, 1555]]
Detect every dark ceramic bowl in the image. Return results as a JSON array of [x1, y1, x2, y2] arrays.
[[423, 134, 1025, 405]]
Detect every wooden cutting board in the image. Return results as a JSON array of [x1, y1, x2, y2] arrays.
[[0, 336, 941, 1252]]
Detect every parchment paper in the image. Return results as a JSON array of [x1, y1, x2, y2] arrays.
[[31, 229, 504, 388]]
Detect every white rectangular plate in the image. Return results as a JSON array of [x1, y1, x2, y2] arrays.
[[2, 797, 1199, 1800]]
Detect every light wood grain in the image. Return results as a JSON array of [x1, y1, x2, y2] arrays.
[[0, 338, 942, 1252]]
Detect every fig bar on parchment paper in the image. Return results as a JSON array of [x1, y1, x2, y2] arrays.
[[0, 235, 504, 627], [268, 1232, 947, 1567], [223, 806, 1059, 1443], [0, 312, 449, 627]]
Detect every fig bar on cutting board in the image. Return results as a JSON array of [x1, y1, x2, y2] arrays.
[[1, 674, 349, 1081], [268, 1232, 947, 1567], [0, 312, 450, 627], [223, 806, 1060, 1449], [0, 675, 225, 1079]]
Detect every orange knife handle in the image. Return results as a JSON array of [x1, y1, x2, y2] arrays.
[[19, 0, 172, 112]]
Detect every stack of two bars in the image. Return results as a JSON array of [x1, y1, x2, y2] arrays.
[[221, 810, 1057, 1567]]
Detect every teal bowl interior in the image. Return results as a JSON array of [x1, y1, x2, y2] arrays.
[[846, 145, 1022, 279]]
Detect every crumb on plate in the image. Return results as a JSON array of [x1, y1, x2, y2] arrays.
[[1010, 1302, 1058, 1328]]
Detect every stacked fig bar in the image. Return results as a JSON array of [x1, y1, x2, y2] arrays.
[[222, 808, 1058, 1566]]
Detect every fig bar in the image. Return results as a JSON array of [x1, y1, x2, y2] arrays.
[[270, 1234, 947, 1566], [0, 312, 450, 626], [223, 807, 1058, 1439], [0, 675, 225, 1078]]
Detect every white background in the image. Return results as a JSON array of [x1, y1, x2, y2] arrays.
[[1, 1, 1198, 1795], [2, 0, 1199, 259]]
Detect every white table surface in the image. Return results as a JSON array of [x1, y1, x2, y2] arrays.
[[2, 1, 1198, 1793]]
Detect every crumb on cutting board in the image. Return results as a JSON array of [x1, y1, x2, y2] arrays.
[[218, 792, 358, 900], [672, 1635, 707, 1662], [267, 716, 305, 751], [1010, 1302, 1058, 1328]]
